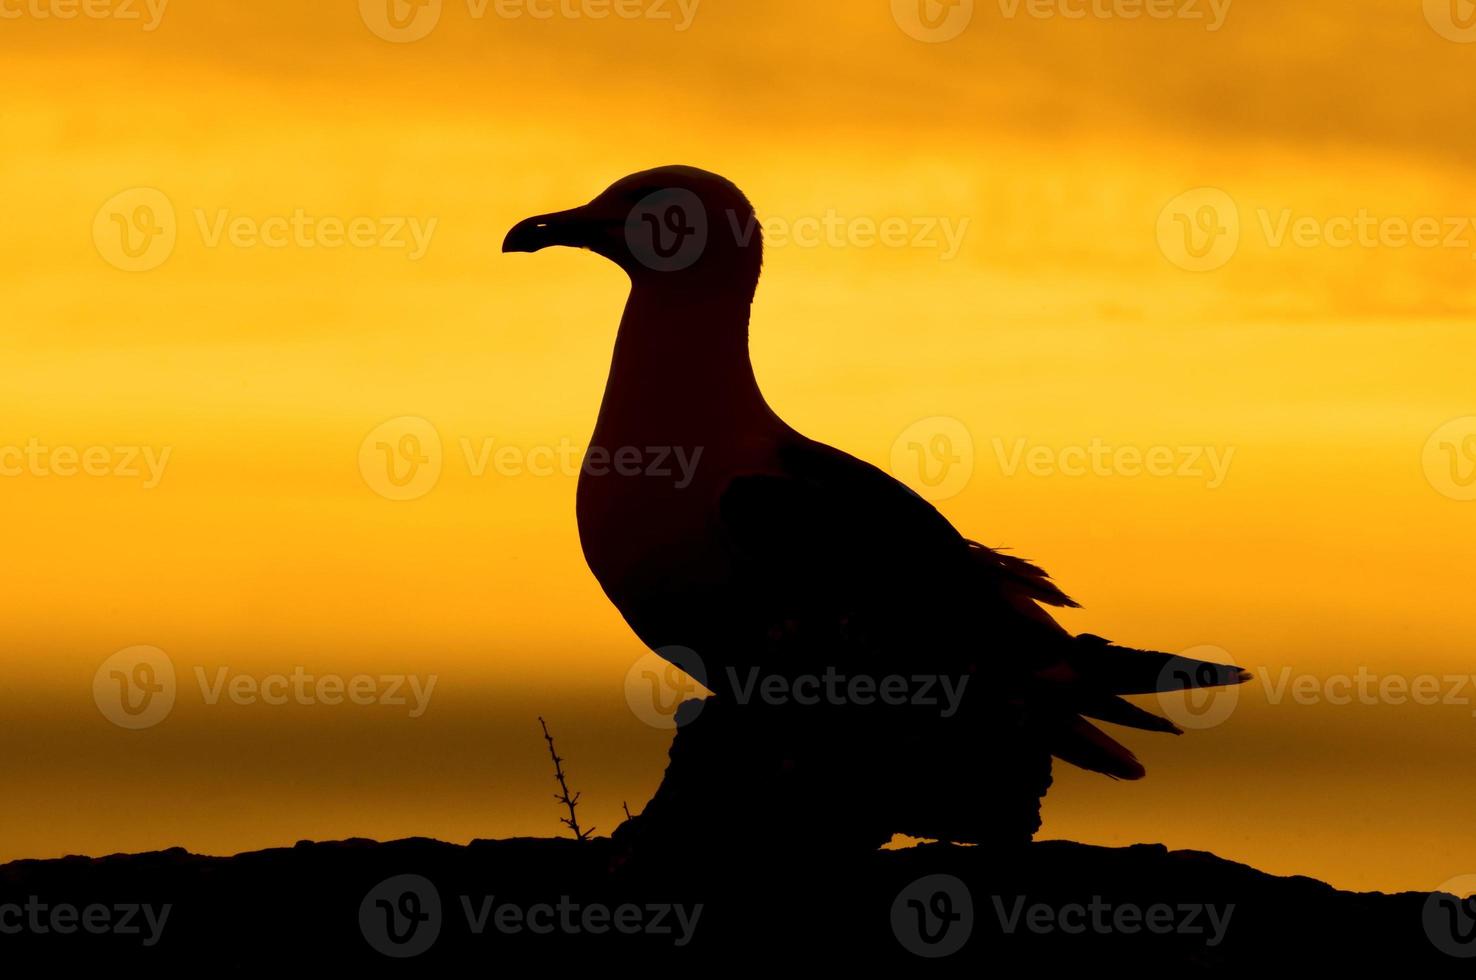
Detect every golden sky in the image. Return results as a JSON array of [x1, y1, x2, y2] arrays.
[[2, 0, 1475, 893]]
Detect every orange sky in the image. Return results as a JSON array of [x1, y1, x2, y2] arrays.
[[2, 1, 1475, 893]]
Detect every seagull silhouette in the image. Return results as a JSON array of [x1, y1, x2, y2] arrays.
[[505, 166, 1249, 847]]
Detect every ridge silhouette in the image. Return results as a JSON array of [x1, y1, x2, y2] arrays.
[[1, 836, 1459, 970], [504, 166, 1250, 856]]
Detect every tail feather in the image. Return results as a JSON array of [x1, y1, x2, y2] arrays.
[[1029, 635, 1247, 782], [1050, 716, 1146, 780], [1066, 634, 1251, 696], [1077, 693, 1183, 735], [968, 541, 1080, 608]]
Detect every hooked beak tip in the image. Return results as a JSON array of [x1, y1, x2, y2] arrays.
[[503, 206, 599, 255], [502, 218, 546, 254]]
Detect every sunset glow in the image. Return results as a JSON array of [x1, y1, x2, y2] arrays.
[[3, 1, 1475, 894]]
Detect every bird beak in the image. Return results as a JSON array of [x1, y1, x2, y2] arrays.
[[502, 206, 607, 254]]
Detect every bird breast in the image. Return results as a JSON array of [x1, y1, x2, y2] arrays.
[[575, 429, 777, 642]]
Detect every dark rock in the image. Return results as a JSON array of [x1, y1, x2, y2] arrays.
[[618, 696, 1054, 867], [0, 835, 1464, 972]]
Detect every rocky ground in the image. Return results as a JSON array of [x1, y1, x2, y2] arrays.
[[1, 834, 1466, 972]]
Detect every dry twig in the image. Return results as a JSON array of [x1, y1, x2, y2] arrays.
[[539, 716, 593, 841]]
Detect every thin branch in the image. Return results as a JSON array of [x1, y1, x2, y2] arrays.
[[539, 716, 594, 841]]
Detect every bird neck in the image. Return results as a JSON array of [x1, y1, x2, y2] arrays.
[[592, 279, 775, 448]]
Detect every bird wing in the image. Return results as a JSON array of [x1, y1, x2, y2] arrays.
[[718, 435, 1074, 665], [716, 435, 1248, 780]]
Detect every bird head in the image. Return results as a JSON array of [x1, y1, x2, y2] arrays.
[[503, 166, 763, 293]]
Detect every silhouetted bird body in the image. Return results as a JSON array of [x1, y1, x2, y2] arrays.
[[505, 167, 1248, 850]]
